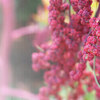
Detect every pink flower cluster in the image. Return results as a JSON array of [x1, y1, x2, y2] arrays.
[[83, 18, 100, 60], [32, 0, 100, 99]]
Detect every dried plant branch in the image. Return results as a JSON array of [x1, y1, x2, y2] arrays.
[[0, 0, 15, 99], [1, 87, 39, 100]]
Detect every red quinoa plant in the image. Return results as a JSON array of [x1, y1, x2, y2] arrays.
[[32, 0, 100, 100]]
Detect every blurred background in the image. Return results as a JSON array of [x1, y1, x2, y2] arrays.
[[10, 0, 43, 92], [0, 0, 47, 99], [0, 0, 99, 100]]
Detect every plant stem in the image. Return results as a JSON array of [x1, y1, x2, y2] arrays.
[[0, 0, 15, 99], [93, 56, 100, 88]]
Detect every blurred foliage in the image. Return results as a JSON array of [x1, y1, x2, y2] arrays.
[[32, 0, 49, 26], [15, 0, 42, 26], [84, 91, 96, 100], [91, 0, 99, 17]]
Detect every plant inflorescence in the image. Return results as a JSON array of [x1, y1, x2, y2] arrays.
[[32, 0, 100, 99]]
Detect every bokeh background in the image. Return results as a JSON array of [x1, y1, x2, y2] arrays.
[[10, 0, 44, 93], [0, 0, 45, 99], [0, 0, 99, 100]]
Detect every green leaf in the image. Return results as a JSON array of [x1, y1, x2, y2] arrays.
[[84, 91, 95, 100]]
